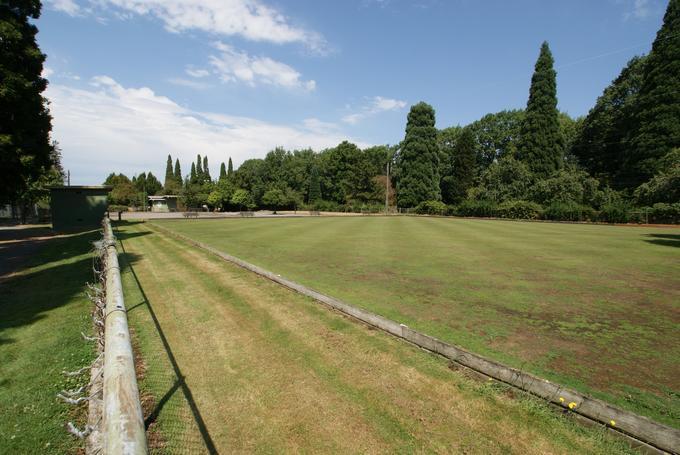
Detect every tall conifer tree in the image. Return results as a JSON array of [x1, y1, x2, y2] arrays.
[[203, 156, 210, 181], [219, 162, 227, 180], [164, 154, 173, 189], [228, 157, 234, 176], [396, 102, 441, 207], [174, 158, 182, 184], [0, 0, 54, 205], [517, 42, 564, 177], [190, 162, 197, 183], [623, 0, 680, 187], [196, 154, 203, 182]]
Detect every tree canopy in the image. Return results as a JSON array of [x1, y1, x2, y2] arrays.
[[397, 102, 441, 207], [517, 42, 564, 177]]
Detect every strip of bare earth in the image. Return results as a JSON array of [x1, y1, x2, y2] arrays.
[[148, 220, 680, 454]]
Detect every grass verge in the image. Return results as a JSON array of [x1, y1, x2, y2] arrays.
[[0, 229, 98, 454]]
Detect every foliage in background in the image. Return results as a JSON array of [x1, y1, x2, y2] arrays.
[[0, 0, 58, 219], [397, 102, 441, 207], [517, 42, 565, 177], [623, 0, 680, 188]]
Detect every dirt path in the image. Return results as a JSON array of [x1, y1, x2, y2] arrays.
[[118, 222, 632, 454]]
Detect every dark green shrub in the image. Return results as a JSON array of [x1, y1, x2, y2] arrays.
[[454, 200, 498, 217], [544, 202, 596, 221], [599, 202, 632, 223], [496, 200, 543, 219], [414, 200, 448, 215], [646, 203, 680, 224]]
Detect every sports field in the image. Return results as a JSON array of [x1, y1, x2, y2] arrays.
[[115, 221, 633, 453], [155, 216, 680, 427]]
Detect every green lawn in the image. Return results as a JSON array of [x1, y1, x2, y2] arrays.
[[0, 230, 98, 454], [115, 221, 633, 453], [155, 216, 680, 428]]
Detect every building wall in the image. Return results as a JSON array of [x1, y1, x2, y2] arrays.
[[51, 188, 109, 231]]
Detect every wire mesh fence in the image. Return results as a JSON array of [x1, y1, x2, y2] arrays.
[[116, 233, 212, 454]]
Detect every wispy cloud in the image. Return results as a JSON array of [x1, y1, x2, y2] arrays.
[[342, 96, 407, 124], [623, 0, 654, 20], [47, 0, 82, 15], [46, 0, 329, 54], [185, 67, 210, 78], [46, 76, 361, 184], [209, 42, 316, 91], [168, 77, 211, 90]]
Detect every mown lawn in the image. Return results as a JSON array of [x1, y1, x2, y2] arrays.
[[0, 228, 98, 454], [155, 216, 680, 428], [115, 221, 633, 453]]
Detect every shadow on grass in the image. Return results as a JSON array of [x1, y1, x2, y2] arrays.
[[116, 228, 218, 454], [644, 233, 680, 248], [0, 230, 103, 346]]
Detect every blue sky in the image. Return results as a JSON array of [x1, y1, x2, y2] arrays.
[[40, 0, 667, 184]]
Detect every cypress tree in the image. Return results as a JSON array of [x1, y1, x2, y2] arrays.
[[190, 162, 197, 183], [0, 1, 54, 206], [450, 127, 476, 203], [164, 154, 173, 189], [308, 165, 321, 202], [396, 102, 441, 208], [517, 41, 564, 177], [174, 158, 182, 184], [196, 154, 203, 182], [219, 162, 227, 180], [228, 157, 234, 176], [203, 155, 211, 181], [623, 0, 680, 188]]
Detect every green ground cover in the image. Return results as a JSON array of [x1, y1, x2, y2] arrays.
[[115, 221, 633, 453], [0, 229, 98, 454], [155, 216, 680, 428]]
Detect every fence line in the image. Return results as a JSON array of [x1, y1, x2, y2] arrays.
[[150, 221, 679, 455], [102, 217, 147, 454]]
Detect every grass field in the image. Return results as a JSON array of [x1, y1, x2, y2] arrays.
[[0, 228, 98, 454], [155, 216, 680, 428], [115, 221, 634, 453]]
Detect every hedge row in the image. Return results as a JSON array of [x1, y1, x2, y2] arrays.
[[413, 200, 680, 224]]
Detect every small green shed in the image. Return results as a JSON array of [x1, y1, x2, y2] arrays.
[[50, 186, 112, 231]]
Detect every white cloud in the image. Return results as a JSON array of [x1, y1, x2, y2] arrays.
[[186, 67, 210, 78], [47, 0, 81, 15], [342, 96, 407, 125], [623, 0, 653, 20], [50, 0, 328, 54], [209, 42, 316, 91], [168, 78, 211, 90], [302, 118, 340, 134], [46, 77, 361, 184], [42, 67, 55, 79]]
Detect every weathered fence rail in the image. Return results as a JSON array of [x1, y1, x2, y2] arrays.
[[101, 218, 147, 454], [150, 221, 679, 454]]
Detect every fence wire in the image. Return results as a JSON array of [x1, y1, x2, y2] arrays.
[[116, 231, 212, 454]]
